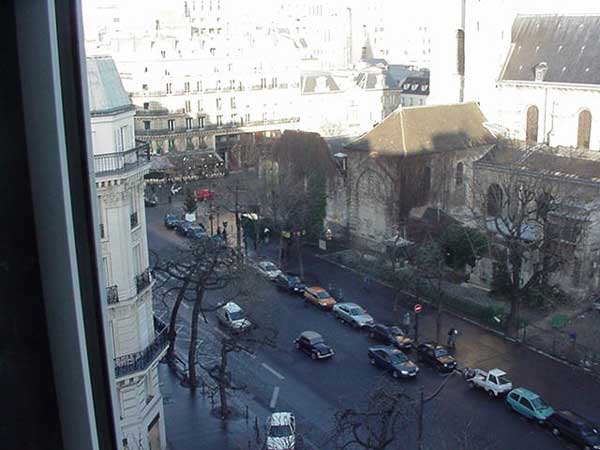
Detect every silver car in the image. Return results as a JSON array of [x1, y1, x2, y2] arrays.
[[333, 302, 374, 328]]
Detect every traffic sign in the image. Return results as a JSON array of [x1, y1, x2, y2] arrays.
[[414, 304, 423, 314]]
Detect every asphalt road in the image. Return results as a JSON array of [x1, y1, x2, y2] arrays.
[[145, 200, 600, 450]]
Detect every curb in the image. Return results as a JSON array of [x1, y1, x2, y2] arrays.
[[315, 252, 600, 382]]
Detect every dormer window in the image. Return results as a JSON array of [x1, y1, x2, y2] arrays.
[[411, 84, 418, 91], [403, 83, 410, 90], [333, 152, 348, 175], [534, 62, 548, 82]]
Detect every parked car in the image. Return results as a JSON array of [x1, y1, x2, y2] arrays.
[[164, 214, 182, 229], [186, 225, 208, 240], [368, 346, 419, 379], [333, 302, 374, 328], [416, 342, 457, 372], [256, 261, 283, 280], [593, 297, 600, 312], [464, 368, 512, 398], [266, 412, 296, 450], [196, 188, 215, 201], [547, 409, 600, 449], [216, 302, 252, 333], [274, 273, 306, 295], [366, 324, 413, 350], [294, 331, 334, 360], [505, 388, 555, 425], [175, 221, 193, 236], [304, 286, 336, 310]]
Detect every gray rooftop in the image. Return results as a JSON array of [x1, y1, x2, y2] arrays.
[[500, 15, 600, 85], [87, 56, 134, 116]]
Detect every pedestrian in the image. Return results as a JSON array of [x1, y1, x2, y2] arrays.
[[447, 328, 458, 349], [222, 229, 228, 242], [264, 227, 270, 244], [363, 275, 371, 291], [216, 226, 222, 237]]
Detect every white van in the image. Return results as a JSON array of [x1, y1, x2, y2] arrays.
[[217, 302, 252, 332]]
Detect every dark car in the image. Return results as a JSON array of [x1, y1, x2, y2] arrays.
[[416, 342, 457, 372], [186, 226, 208, 240], [294, 331, 334, 360], [164, 214, 182, 229], [368, 346, 419, 379], [547, 410, 600, 448], [367, 324, 413, 351], [175, 221, 193, 236], [274, 273, 306, 294], [144, 196, 158, 207]]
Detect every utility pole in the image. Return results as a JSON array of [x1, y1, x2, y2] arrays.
[[234, 179, 241, 254], [417, 386, 424, 450]]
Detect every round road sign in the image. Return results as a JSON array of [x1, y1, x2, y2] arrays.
[[414, 304, 423, 314]]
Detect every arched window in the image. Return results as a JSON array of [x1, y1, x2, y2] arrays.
[[486, 184, 503, 216], [456, 29, 465, 76], [455, 162, 464, 186], [526, 105, 539, 143], [577, 109, 592, 149]]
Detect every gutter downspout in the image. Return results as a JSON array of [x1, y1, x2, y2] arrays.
[[546, 100, 556, 146]]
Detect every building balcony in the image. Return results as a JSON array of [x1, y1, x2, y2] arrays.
[[135, 268, 152, 294], [114, 316, 168, 379], [94, 140, 151, 176]]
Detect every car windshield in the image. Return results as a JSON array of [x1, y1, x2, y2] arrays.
[[389, 352, 408, 364], [317, 291, 331, 299], [269, 425, 292, 438], [349, 307, 365, 315], [498, 376, 510, 384], [390, 327, 404, 336], [531, 397, 549, 410], [288, 276, 301, 284], [228, 311, 244, 321], [262, 262, 277, 271], [434, 348, 449, 357], [309, 337, 324, 345]]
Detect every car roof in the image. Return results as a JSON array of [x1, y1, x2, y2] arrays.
[[223, 302, 242, 313], [300, 331, 322, 340], [338, 302, 358, 308], [307, 286, 325, 291], [270, 412, 293, 425], [369, 346, 400, 355], [556, 410, 594, 426], [511, 387, 539, 399], [489, 369, 507, 377]]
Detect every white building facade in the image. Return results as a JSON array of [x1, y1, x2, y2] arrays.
[[89, 56, 167, 450]]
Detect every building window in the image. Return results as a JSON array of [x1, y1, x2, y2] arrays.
[[271, 77, 278, 88], [216, 115, 223, 126], [142, 84, 148, 91], [577, 109, 592, 149], [455, 162, 464, 186], [245, 113, 250, 124], [168, 138, 176, 150], [260, 78, 267, 88], [130, 191, 139, 229], [143, 121, 151, 130], [196, 80, 202, 91], [143, 102, 149, 110], [456, 29, 465, 76], [184, 81, 190, 92], [526, 105, 539, 143], [230, 97, 236, 109], [486, 184, 503, 216], [166, 83, 172, 94], [168, 119, 175, 131], [210, 47, 216, 55], [186, 117, 193, 129], [199, 116, 205, 128], [185, 100, 191, 112], [231, 114, 237, 125], [216, 98, 222, 110], [186, 136, 193, 150]]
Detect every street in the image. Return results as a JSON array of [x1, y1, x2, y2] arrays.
[[145, 199, 600, 450]]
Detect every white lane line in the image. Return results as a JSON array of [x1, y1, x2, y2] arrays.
[[261, 363, 285, 380], [213, 326, 229, 339], [242, 349, 257, 359], [269, 386, 280, 409]]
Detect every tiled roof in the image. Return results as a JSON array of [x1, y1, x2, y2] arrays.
[[500, 15, 600, 85], [477, 143, 600, 183], [86, 56, 133, 116], [346, 102, 496, 156]]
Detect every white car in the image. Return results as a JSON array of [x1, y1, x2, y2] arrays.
[[216, 302, 252, 333], [256, 261, 283, 280], [266, 412, 296, 450], [333, 302, 374, 328], [464, 368, 512, 398]]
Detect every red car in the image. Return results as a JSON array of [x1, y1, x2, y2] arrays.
[[195, 188, 215, 201]]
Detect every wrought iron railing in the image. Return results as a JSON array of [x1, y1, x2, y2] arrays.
[[114, 316, 169, 378], [135, 117, 300, 137], [107, 285, 119, 304], [135, 268, 152, 294], [94, 140, 150, 176]]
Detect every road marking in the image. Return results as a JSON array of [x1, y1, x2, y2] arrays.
[[269, 386, 280, 409], [213, 326, 229, 339], [242, 349, 257, 359], [262, 363, 285, 380]]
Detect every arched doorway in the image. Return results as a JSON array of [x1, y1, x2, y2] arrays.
[[577, 109, 592, 149], [526, 105, 539, 143], [486, 184, 503, 216]]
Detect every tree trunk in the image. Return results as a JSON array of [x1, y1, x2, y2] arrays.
[[296, 235, 304, 279], [218, 341, 230, 419], [166, 279, 189, 369], [187, 286, 204, 389], [278, 233, 284, 267], [508, 250, 523, 336], [435, 277, 443, 345]]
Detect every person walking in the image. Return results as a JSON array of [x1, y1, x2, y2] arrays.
[[447, 328, 458, 349], [363, 275, 371, 292], [264, 227, 270, 244]]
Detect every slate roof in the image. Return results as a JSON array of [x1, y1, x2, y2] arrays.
[[400, 76, 430, 96], [388, 64, 429, 86], [87, 56, 133, 116], [500, 15, 600, 85], [477, 143, 600, 183], [345, 102, 496, 156]]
